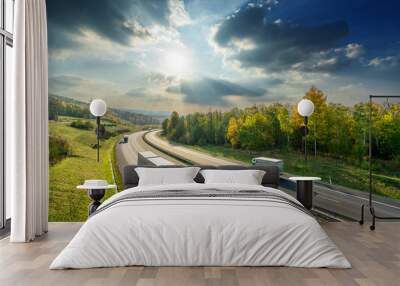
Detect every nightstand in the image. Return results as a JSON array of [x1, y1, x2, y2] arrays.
[[289, 177, 321, 210], [77, 180, 116, 215]]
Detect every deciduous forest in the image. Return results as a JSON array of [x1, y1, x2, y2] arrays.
[[163, 86, 400, 165]]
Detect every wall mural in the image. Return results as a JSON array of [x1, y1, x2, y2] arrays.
[[47, 0, 400, 221]]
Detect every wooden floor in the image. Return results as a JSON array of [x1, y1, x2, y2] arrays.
[[0, 222, 399, 286]]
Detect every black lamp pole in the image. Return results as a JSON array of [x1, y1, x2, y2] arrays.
[[90, 99, 107, 163], [96, 116, 100, 162], [304, 116, 308, 161], [298, 99, 314, 162]]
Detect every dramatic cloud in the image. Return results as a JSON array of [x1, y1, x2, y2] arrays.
[[167, 77, 265, 105], [47, 0, 400, 110], [368, 56, 399, 70], [124, 88, 150, 98], [47, 0, 189, 52], [146, 72, 177, 86], [49, 75, 84, 93], [291, 43, 364, 73], [344, 43, 364, 59], [49, 75, 125, 102], [211, 4, 352, 73]]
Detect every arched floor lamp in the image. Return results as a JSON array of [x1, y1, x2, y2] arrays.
[[359, 95, 400, 230], [90, 99, 107, 162]]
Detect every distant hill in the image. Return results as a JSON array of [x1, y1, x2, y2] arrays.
[[49, 94, 161, 125], [111, 109, 162, 125], [49, 94, 91, 120], [116, 108, 170, 118]]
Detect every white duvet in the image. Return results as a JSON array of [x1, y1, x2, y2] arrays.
[[50, 183, 351, 269]]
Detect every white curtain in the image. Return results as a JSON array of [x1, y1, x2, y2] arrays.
[[8, 0, 49, 242]]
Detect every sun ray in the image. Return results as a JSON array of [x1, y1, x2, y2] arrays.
[[161, 48, 192, 78]]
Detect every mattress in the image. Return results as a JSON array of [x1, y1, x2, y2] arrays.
[[50, 183, 351, 269]]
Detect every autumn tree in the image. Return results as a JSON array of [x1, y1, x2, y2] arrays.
[[237, 113, 274, 150], [291, 86, 329, 154], [161, 118, 169, 135], [374, 103, 400, 159], [167, 111, 180, 140], [227, 117, 240, 148], [175, 116, 186, 142]]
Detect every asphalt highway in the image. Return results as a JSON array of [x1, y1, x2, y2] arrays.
[[115, 130, 182, 173], [144, 130, 241, 166]]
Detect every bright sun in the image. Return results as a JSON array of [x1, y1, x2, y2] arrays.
[[161, 49, 192, 78]]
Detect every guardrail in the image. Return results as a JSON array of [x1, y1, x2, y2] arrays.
[[143, 132, 296, 188], [138, 150, 175, 166], [142, 131, 195, 165]]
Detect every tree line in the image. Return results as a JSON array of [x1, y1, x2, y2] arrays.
[[49, 94, 162, 126], [49, 94, 92, 120], [162, 86, 400, 161]]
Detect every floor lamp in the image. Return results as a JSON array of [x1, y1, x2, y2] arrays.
[[297, 99, 315, 161], [89, 99, 107, 162], [359, 95, 400, 230]]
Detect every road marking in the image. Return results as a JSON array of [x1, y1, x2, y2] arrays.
[[315, 185, 400, 211], [316, 195, 340, 204]]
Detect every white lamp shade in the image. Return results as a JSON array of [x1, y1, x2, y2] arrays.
[[90, 99, 107, 117], [297, 99, 314, 117]]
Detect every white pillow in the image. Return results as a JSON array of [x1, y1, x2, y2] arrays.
[[135, 167, 201, 186], [200, 169, 266, 185]]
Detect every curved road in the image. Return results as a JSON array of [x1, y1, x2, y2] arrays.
[[144, 131, 240, 166], [115, 131, 183, 174], [117, 130, 240, 170]]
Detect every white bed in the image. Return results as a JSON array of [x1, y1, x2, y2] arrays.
[[50, 183, 350, 269]]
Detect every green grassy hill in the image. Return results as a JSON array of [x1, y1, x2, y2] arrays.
[[49, 116, 137, 221], [48, 94, 161, 221]]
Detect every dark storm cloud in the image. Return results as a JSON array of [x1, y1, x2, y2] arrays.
[[47, 0, 172, 50], [213, 4, 350, 72], [264, 78, 284, 86], [167, 77, 265, 105]]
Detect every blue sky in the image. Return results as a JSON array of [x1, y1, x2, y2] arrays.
[[47, 0, 400, 114]]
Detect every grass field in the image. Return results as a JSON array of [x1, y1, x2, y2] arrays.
[[49, 116, 136, 221], [186, 145, 400, 200]]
